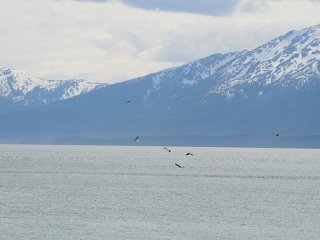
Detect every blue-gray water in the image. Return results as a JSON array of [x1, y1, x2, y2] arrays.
[[0, 145, 319, 239]]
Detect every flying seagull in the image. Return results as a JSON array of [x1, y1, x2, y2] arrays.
[[174, 163, 183, 168], [185, 153, 193, 156], [133, 136, 139, 142], [126, 100, 131, 103], [163, 147, 171, 152]]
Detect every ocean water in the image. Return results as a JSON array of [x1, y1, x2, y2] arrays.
[[0, 145, 319, 239]]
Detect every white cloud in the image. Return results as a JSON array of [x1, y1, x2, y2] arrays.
[[0, 0, 320, 83]]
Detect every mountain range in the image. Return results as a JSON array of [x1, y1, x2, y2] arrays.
[[0, 24, 320, 147], [0, 67, 107, 112]]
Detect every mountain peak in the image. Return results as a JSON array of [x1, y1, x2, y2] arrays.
[[0, 67, 107, 108], [117, 24, 320, 102], [208, 25, 320, 98], [308, 22, 320, 31]]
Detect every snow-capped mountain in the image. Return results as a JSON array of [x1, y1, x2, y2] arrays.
[[0, 67, 107, 109], [142, 23, 320, 100], [0, 24, 319, 147]]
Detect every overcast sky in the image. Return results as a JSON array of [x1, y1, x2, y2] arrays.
[[1, 0, 320, 83]]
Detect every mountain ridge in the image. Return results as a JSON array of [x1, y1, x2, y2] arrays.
[[0, 66, 108, 111], [137, 23, 320, 101], [0, 23, 319, 147]]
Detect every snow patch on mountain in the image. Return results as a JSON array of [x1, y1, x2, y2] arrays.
[[0, 67, 108, 106], [209, 24, 320, 98], [131, 24, 320, 102], [142, 51, 241, 100]]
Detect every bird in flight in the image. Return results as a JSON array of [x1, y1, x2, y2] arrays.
[[163, 147, 171, 152], [174, 163, 183, 168]]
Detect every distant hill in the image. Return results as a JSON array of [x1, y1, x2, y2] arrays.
[[0, 24, 320, 147]]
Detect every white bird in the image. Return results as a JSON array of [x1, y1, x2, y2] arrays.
[[163, 147, 171, 152]]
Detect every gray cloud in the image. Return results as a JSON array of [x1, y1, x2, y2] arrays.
[[3, 0, 320, 84], [120, 0, 240, 15], [61, 0, 241, 15], [64, 0, 107, 2], [57, 0, 320, 16], [238, 0, 269, 13]]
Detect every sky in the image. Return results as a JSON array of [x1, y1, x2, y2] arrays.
[[1, 0, 320, 83]]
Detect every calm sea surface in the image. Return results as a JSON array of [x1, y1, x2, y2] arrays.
[[0, 145, 319, 239]]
